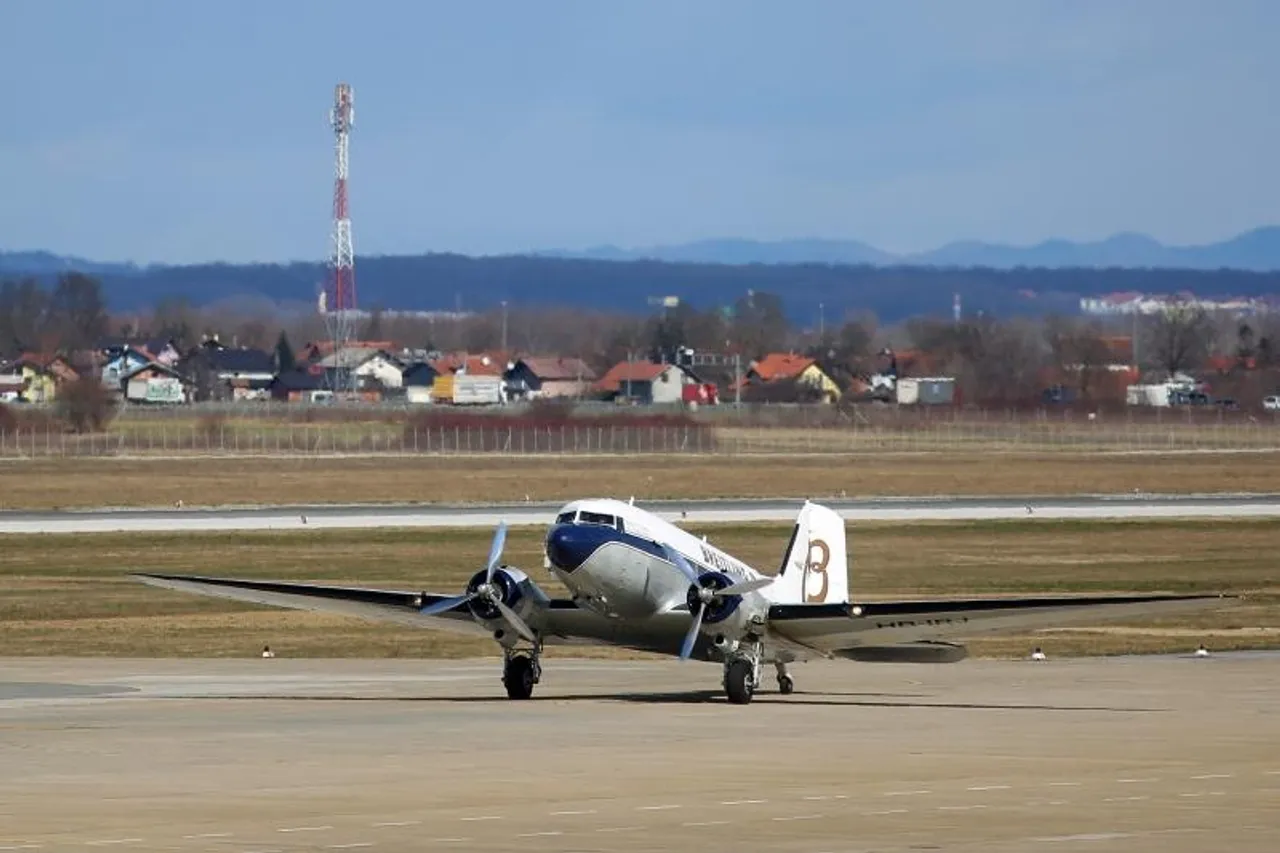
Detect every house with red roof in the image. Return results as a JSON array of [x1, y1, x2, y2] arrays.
[[595, 360, 694, 404], [4, 353, 80, 403], [506, 356, 597, 400], [733, 352, 842, 403], [428, 352, 507, 377]]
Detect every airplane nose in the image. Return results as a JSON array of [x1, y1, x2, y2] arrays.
[[544, 524, 600, 573]]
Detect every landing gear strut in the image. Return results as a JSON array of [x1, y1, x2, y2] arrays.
[[502, 645, 541, 700], [776, 662, 795, 695]]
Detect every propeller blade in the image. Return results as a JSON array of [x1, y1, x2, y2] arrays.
[[494, 598, 538, 644], [486, 521, 508, 582], [680, 602, 706, 661], [661, 543, 702, 586], [420, 592, 473, 617], [717, 577, 773, 597]]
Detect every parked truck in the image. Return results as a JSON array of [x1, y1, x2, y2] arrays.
[[432, 374, 504, 405]]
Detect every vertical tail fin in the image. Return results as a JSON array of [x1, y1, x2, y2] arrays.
[[766, 501, 849, 605]]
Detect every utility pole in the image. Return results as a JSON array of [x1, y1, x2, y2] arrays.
[[734, 352, 741, 407], [626, 349, 634, 401], [501, 300, 508, 352], [1132, 307, 1140, 371]]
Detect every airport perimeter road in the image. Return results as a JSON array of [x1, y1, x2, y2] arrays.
[[1, 654, 1277, 851], [3, 493, 1280, 534]]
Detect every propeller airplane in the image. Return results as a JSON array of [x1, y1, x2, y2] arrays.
[[136, 498, 1232, 705]]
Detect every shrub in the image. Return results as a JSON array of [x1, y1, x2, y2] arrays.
[[399, 405, 716, 453], [54, 377, 118, 433]]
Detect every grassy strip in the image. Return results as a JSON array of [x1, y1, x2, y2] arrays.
[[4, 452, 1279, 511], [1, 518, 1275, 659]]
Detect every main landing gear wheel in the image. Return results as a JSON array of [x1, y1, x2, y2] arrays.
[[503, 654, 538, 700], [724, 659, 756, 705]]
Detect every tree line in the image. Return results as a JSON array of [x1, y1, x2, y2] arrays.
[[0, 274, 109, 362], [3, 273, 1278, 406], [11, 252, 1280, 327]]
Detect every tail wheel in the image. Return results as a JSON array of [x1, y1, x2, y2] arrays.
[[503, 655, 536, 700], [724, 659, 755, 705]]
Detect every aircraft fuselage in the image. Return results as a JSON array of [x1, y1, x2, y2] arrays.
[[543, 498, 763, 619]]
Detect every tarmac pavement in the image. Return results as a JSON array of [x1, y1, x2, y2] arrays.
[[1, 653, 1277, 852]]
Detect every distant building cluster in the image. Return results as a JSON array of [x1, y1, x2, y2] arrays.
[[1079, 291, 1274, 316]]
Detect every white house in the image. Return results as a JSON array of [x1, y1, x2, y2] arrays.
[[100, 346, 155, 391], [595, 361, 695, 405], [318, 347, 405, 389], [355, 352, 405, 389]]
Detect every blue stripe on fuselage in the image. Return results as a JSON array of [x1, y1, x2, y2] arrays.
[[544, 522, 667, 573]]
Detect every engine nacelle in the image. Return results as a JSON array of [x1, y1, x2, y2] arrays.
[[686, 571, 767, 643], [464, 566, 551, 632]]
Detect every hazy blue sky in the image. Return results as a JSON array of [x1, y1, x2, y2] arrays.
[[2, 0, 1277, 264]]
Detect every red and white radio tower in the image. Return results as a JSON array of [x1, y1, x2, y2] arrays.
[[323, 82, 357, 395]]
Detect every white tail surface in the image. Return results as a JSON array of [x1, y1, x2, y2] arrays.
[[765, 501, 849, 605]]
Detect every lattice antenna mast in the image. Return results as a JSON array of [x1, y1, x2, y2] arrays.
[[324, 82, 357, 395]]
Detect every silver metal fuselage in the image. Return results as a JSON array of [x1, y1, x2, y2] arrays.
[[543, 498, 765, 620]]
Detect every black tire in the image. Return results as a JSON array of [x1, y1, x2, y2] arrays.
[[503, 656, 536, 700], [725, 660, 755, 705], [778, 674, 795, 695]]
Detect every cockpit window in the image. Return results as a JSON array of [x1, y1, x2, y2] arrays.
[[578, 511, 616, 528], [556, 511, 576, 524]]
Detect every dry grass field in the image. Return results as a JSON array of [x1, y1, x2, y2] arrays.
[[3, 451, 1278, 510], [2, 518, 1275, 660]]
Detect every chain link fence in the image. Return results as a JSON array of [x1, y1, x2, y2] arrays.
[[2, 419, 1278, 458]]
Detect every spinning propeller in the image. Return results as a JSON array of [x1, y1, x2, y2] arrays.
[[661, 543, 772, 660], [420, 521, 537, 643]]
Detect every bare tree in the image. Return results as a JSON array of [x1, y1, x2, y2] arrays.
[[1254, 313, 1280, 369], [47, 273, 108, 352], [1043, 315, 1118, 400], [149, 296, 204, 351], [728, 290, 789, 357], [967, 318, 1046, 406], [1140, 302, 1215, 378], [0, 277, 51, 353]]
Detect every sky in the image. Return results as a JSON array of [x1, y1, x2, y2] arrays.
[[2, 0, 1278, 265]]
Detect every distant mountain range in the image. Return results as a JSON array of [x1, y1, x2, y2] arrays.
[[538, 226, 1280, 272], [5, 226, 1280, 278], [0, 250, 145, 277]]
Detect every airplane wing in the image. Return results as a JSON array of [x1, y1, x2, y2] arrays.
[[133, 573, 633, 647], [135, 573, 494, 636], [765, 592, 1237, 658]]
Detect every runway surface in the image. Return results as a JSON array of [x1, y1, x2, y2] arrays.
[[4, 492, 1280, 533], [2, 655, 1277, 852]]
